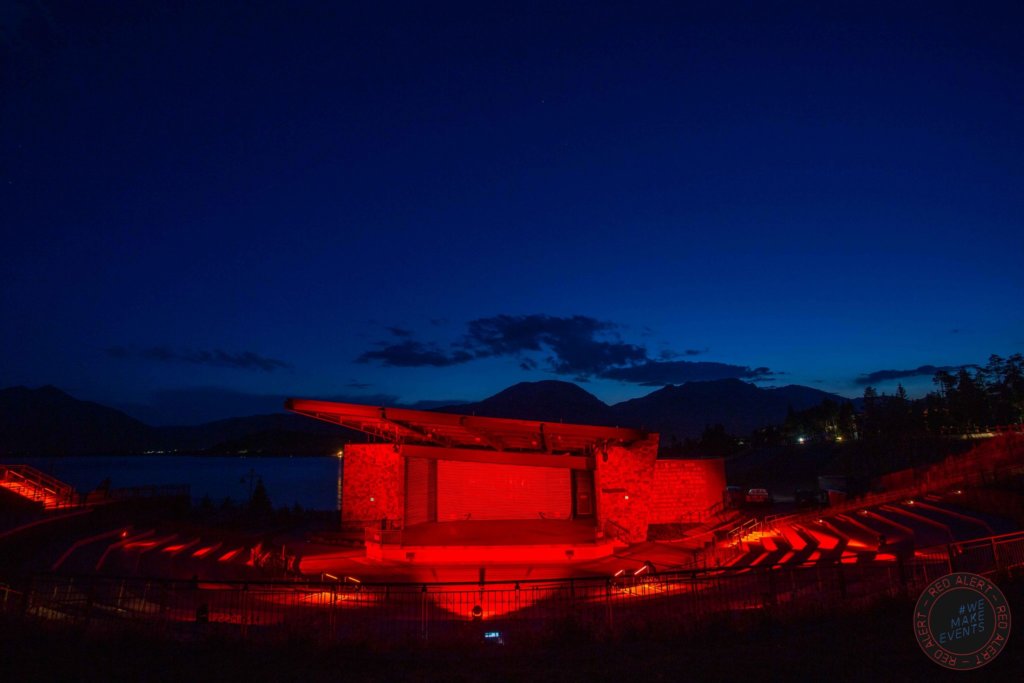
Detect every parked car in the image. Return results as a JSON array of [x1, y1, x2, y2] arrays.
[[745, 488, 771, 505]]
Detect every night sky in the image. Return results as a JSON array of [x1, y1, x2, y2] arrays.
[[2, 2, 1022, 425]]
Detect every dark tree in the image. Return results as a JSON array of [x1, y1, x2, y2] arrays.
[[248, 477, 273, 517]]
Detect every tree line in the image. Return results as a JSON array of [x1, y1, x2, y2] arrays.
[[859, 354, 1023, 439], [814, 353, 1023, 442], [662, 354, 1023, 456]]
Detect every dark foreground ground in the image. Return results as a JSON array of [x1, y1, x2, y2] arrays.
[[2, 580, 1020, 683]]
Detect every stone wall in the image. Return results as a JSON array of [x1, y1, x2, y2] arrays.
[[594, 434, 659, 543], [649, 458, 726, 523], [341, 436, 725, 542], [341, 443, 404, 526]]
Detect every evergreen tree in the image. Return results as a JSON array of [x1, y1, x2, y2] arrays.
[[249, 477, 273, 517]]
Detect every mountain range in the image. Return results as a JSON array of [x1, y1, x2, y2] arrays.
[[438, 379, 854, 440], [0, 380, 854, 456]]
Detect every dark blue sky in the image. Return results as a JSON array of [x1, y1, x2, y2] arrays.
[[2, 2, 1022, 424]]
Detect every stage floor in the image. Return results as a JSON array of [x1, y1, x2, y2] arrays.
[[398, 519, 599, 546]]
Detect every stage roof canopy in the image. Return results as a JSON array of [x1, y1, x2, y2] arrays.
[[285, 398, 648, 455]]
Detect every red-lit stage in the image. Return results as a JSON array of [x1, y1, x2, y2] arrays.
[[365, 519, 617, 563], [399, 519, 599, 546], [286, 398, 725, 567]]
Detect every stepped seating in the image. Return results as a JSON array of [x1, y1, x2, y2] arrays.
[[785, 527, 819, 565], [872, 506, 951, 547], [914, 500, 998, 535], [891, 501, 987, 539], [800, 522, 847, 561], [748, 536, 790, 567], [947, 500, 1017, 534], [823, 516, 877, 550], [715, 490, 1020, 573], [80, 528, 270, 581]]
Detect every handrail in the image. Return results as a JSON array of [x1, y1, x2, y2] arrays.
[[1, 464, 72, 493], [0, 464, 77, 508], [604, 519, 632, 544], [702, 499, 724, 520]]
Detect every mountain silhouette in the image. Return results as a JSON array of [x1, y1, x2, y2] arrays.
[[611, 379, 850, 439], [1, 380, 856, 455], [0, 385, 152, 455], [437, 380, 618, 425], [443, 379, 851, 440]]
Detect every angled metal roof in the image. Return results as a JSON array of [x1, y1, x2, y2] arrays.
[[285, 398, 648, 455]]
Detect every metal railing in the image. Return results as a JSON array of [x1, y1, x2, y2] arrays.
[[927, 530, 1024, 575], [0, 464, 77, 509], [727, 517, 759, 545], [2, 555, 959, 644], [603, 519, 632, 544], [12, 526, 1021, 645]]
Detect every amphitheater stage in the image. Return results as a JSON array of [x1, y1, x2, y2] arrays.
[[366, 519, 618, 563]]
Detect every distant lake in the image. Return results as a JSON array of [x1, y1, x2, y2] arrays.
[[19, 455, 341, 511]]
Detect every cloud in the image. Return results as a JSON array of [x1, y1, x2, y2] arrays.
[[356, 340, 474, 367], [107, 346, 292, 372], [601, 360, 774, 386], [387, 326, 414, 338], [855, 364, 960, 385], [464, 314, 648, 376], [356, 314, 774, 388], [658, 348, 707, 360]]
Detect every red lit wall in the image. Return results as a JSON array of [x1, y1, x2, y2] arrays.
[[436, 461, 571, 521], [341, 444, 404, 525], [649, 458, 726, 523], [594, 434, 659, 543], [342, 435, 724, 546], [404, 457, 432, 526]]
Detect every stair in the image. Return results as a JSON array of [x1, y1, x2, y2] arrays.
[[0, 464, 77, 509]]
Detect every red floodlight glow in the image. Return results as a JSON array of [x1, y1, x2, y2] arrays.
[[218, 548, 241, 562]]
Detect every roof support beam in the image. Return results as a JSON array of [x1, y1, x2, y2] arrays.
[[400, 445, 593, 470], [457, 416, 505, 450]]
